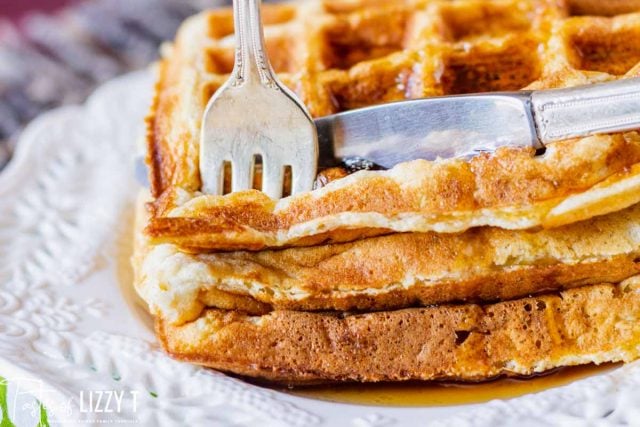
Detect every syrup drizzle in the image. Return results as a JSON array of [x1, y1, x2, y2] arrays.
[[284, 363, 619, 407]]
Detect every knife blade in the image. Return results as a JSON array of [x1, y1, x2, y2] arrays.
[[316, 77, 640, 169], [316, 92, 539, 169]]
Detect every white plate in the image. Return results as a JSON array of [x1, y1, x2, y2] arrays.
[[0, 71, 639, 427]]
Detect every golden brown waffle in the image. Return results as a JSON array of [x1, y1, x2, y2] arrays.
[[146, 0, 640, 251], [135, 191, 640, 325], [135, 193, 640, 383], [137, 1, 640, 384], [157, 281, 640, 384]]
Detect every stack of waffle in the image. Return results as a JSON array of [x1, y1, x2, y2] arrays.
[[134, 0, 640, 384]]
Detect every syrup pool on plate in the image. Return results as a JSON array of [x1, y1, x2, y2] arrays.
[[285, 363, 619, 406]]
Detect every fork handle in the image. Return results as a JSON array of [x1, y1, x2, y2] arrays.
[[232, 0, 278, 88]]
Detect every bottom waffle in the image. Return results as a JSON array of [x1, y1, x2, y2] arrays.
[[156, 281, 640, 385]]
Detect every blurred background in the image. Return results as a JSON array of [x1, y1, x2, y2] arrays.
[[0, 0, 224, 170]]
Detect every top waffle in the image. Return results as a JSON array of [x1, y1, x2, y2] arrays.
[[146, 0, 640, 251]]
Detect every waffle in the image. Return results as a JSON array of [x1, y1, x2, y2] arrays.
[[157, 281, 640, 384], [134, 193, 640, 383], [136, 0, 640, 384], [135, 191, 640, 325], [145, 0, 640, 251]]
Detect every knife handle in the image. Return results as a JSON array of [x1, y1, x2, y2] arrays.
[[531, 77, 640, 143]]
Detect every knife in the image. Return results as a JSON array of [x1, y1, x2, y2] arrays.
[[137, 77, 640, 185], [317, 77, 640, 168]]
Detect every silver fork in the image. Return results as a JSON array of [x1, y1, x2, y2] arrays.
[[199, 0, 318, 198]]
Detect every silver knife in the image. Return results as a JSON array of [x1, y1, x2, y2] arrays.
[[317, 77, 640, 168], [137, 77, 640, 185]]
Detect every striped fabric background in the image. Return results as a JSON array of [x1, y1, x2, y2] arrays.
[[0, 0, 230, 170]]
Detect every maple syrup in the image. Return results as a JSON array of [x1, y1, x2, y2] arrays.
[[285, 363, 619, 407]]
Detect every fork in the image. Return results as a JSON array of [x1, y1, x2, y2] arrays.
[[199, 0, 318, 198]]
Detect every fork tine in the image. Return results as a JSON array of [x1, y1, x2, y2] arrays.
[[291, 166, 316, 195], [201, 158, 225, 195], [231, 156, 255, 193], [262, 159, 284, 199]]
